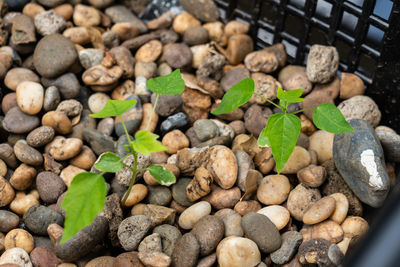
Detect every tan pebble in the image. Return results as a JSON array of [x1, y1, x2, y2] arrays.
[[10, 163, 37, 191], [222, 34, 253, 65], [0, 232, 4, 252], [23, 3, 46, 18], [45, 136, 83, 161], [82, 65, 123, 86], [63, 27, 91, 45], [244, 50, 278, 73], [169, 200, 186, 214], [70, 145, 96, 170], [277, 146, 311, 174], [47, 223, 64, 245], [309, 130, 334, 164], [10, 190, 39, 215], [224, 21, 249, 37], [172, 12, 201, 35], [278, 65, 312, 94], [203, 185, 241, 210], [135, 40, 163, 62], [329, 193, 349, 224], [217, 236, 261, 267], [123, 184, 148, 207], [257, 175, 291, 205], [0, 176, 15, 207], [0, 159, 7, 177], [190, 44, 213, 69], [234, 200, 261, 216], [300, 114, 317, 136], [254, 147, 275, 174], [297, 164, 326, 188], [2, 92, 18, 114], [4, 229, 34, 253], [53, 4, 74, 20], [88, 92, 110, 114], [303, 196, 336, 224], [131, 203, 148, 216], [60, 165, 85, 187], [205, 145, 238, 189], [340, 72, 365, 99], [186, 167, 212, 202], [138, 251, 171, 267], [144, 164, 179, 186], [250, 73, 278, 104], [203, 21, 226, 46], [16, 81, 44, 115], [73, 4, 101, 27], [111, 22, 139, 41], [300, 219, 344, 243], [42, 111, 72, 134], [58, 263, 77, 267], [139, 103, 158, 133], [162, 130, 189, 154], [178, 201, 211, 229], [111, 80, 135, 100], [4, 68, 40, 91], [85, 256, 115, 267], [287, 184, 321, 221], [258, 205, 290, 230]]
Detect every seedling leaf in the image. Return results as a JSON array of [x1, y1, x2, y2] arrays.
[[258, 113, 301, 173], [132, 130, 167, 156], [211, 78, 254, 115], [146, 69, 185, 95], [60, 172, 107, 244], [94, 152, 123, 173], [147, 164, 176, 186], [90, 99, 137, 118], [313, 103, 354, 133], [277, 88, 304, 109]]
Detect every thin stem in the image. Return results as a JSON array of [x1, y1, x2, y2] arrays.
[[146, 94, 159, 131], [292, 106, 315, 115], [121, 151, 139, 206], [119, 115, 132, 143], [253, 92, 282, 110]]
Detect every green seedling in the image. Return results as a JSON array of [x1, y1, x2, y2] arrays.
[[60, 69, 185, 244], [212, 78, 354, 173]]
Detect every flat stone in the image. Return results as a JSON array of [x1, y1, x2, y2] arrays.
[[271, 231, 303, 265], [105, 5, 146, 33], [2, 106, 39, 134]]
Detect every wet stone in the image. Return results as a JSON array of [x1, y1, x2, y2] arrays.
[[160, 112, 189, 135], [23, 205, 64, 235], [193, 119, 219, 142]]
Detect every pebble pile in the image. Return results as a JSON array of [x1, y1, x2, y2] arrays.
[[0, 0, 399, 266]]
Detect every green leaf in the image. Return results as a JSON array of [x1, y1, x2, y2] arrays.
[[258, 113, 301, 173], [132, 130, 167, 156], [60, 172, 107, 244], [147, 165, 176, 186], [277, 88, 304, 109], [257, 126, 271, 147], [313, 103, 354, 133], [146, 69, 185, 95], [94, 152, 123, 173], [211, 78, 254, 115], [90, 99, 137, 118]]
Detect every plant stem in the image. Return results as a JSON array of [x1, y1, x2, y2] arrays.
[[146, 94, 159, 131], [119, 115, 132, 143], [253, 92, 282, 110], [292, 106, 315, 115], [121, 150, 139, 206]]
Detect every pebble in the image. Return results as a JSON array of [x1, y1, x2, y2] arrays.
[[333, 119, 390, 207], [9, 163, 36, 190], [278, 65, 312, 94], [111, 22, 139, 41], [0, 210, 19, 232], [26, 126, 55, 147], [250, 73, 278, 104], [258, 205, 290, 230], [42, 111, 72, 134], [105, 5, 147, 33], [0, 248, 32, 267], [43, 86, 61, 111], [215, 209, 243, 237], [300, 89, 335, 120], [287, 184, 321, 221], [138, 251, 171, 267], [162, 130, 189, 154], [225, 21, 249, 37], [124, 184, 148, 207], [30, 247, 62, 267], [220, 67, 250, 92], [329, 193, 349, 224], [234, 200, 261, 216], [1, 93, 17, 114], [73, 4, 101, 27], [97, 117, 114, 136], [338, 95, 381, 127], [340, 72, 365, 99], [85, 256, 115, 267], [298, 238, 344, 266], [278, 146, 311, 174], [245, 50, 279, 73], [136, 40, 162, 63], [309, 130, 334, 164], [82, 128, 115, 155], [301, 220, 344, 244], [184, 26, 209, 45], [257, 175, 291, 205], [88, 92, 110, 114], [306, 45, 339, 83], [79, 49, 104, 69], [56, 99, 83, 118], [0, 144, 18, 169], [171, 178, 194, 207], [297, 164, 327, 187], [223, 34, 253, 65], [197, 253, 217, 267], [45, 136, 82, 161], [33, 34, 78, 78], [186, 167, 213, 201], [203, 185, 241, 210], [303, 196, 336, 224], [118, 215, 151, 251], [165, 43, 193, 69], [270, 231, 303, 265], [180, 0, 219, 22], [172, 12, 201, 34], [153, 224, 182, 256], [171, 233, 200, 267], [36, 171, 66, 204], [9, 190, 39, 215], [216, 236, 261, 267], [138, 233, 162, 252], [135, 62, 157, 79], [376, 128, 400, 162], [178, 201, 211, 230], [2, 106, 40, 134], [55, 216, 108, 261], [14, 140, 43, 166], [15, 81, 43, 115], [47, 73, 81, 99], [241, 212, 281, 253], [115, 95, 143, 136], [34, 10, 66, 36], [4, 229, 34, 253], [244, 104, 271, 136], [82, 65, 123, 88], [23, 205, 64, 235], [206, 145, 238, 189], [60, 165, 85, 187], [4, 68, 40, 91], [193, 119, 219, 141], [191, 215, 225, 256]]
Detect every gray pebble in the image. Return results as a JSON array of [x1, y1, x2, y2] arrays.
[[118, 215, 152, 251], [23, 205, 64, 235]]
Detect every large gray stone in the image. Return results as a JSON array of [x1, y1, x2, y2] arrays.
[[376, 129, 400, 162], [333, 119, 390, 207]]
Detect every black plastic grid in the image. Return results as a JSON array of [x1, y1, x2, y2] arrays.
[[214, 0, 400, 131]]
